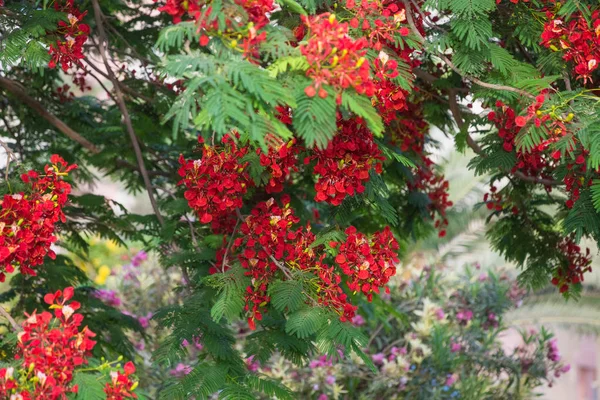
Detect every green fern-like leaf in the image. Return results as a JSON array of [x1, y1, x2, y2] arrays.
[[268, 280, 305, 313], [285, 306, 325, 338], [292, 87, 337, 149]]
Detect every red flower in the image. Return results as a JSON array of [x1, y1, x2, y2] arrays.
[[178, 135, 252, 233], [515, 116, 527, 127], [299, 13, 375, 97], [333, 226, 399, 301], [307, 118, 384, 206], [0, 156, 76, 282]]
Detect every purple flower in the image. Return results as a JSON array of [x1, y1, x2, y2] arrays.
[[170, 363, 192, 377], [325, 375, 336, 385], [547, 338, 561, 362], [351, 314, 365, 326], [93, 289, 122, 307], [318, 394, 329, 400], [138, 312, 152, 329], [371, 353, 386, 364], [435, 308, 445, 320], [456, 310, 473, 322], [310, 355, 333, 369], [246, 355, 260, 372], [445, 374, 458, 386], [478, 273, 488, 281], [450, 341, 462, 353], [561, 364, 571, 373], [131, 250, 148, 267]]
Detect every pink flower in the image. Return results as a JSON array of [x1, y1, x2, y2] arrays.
[[456, 310, 473, 322], [450, 341, 462, 353], [351, 314, 366, 326], [169, 363, 192, 377], [371, 353, 386, 364], [445, 373, 458, 386], [435, 308, 445, 320]]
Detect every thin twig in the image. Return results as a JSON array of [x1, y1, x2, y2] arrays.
[[0, 306, 20, 332], [83, 59, 153, 102], [0, 138, 17, 182], [403, 1, 535, 99], [92, 0, 164, 226], [0, 77, 101, 153]]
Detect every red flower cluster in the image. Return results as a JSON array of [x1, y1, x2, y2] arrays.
[[346, 0, 410, 49], [483, 185, 518, 215], [257, 138, 300, 194], [0, 287, 138, 400], [48, 0, 90, 71], [178, 136, 251, 233], [563, 149, 590, 209], [157, 0, 273, 59], [314, 261, 357, 322], [332, 226, 399, 301], [0, 155, 76, 282], [541, 9, 600, 83], [233, 196, 302, 328], [299, 13, 375, 98], [105, 362, 138, 400], [372, 55, 409, 123], [487, 100, 558, 182], [229, 195, 388, 328], [306, 119, 384, 206], [13, 287, 95, 399], [412, 156, 453, 237], [551, 238, 592, 294]]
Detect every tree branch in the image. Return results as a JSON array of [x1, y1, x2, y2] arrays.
[[0, 305, 20, 332], [0, 77, 101, 154], [92, 0, 164, 226], [402, 1, 535, 100]]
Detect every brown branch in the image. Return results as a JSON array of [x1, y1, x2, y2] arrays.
[[402, 1, 535, 100], [92, 0, 164, 226], [0, 77, 101, 153], [0, 305, 20, 332]]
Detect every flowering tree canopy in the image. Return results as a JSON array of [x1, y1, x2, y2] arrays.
[[0, 0, 596, 398]]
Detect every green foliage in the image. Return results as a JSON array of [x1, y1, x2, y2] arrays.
[[268, 280, 306, 313], [70, 373, 109, 400], [341, 91, 384, 137], [206, 266, 249, 323], [292, 88, 337, 148]]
